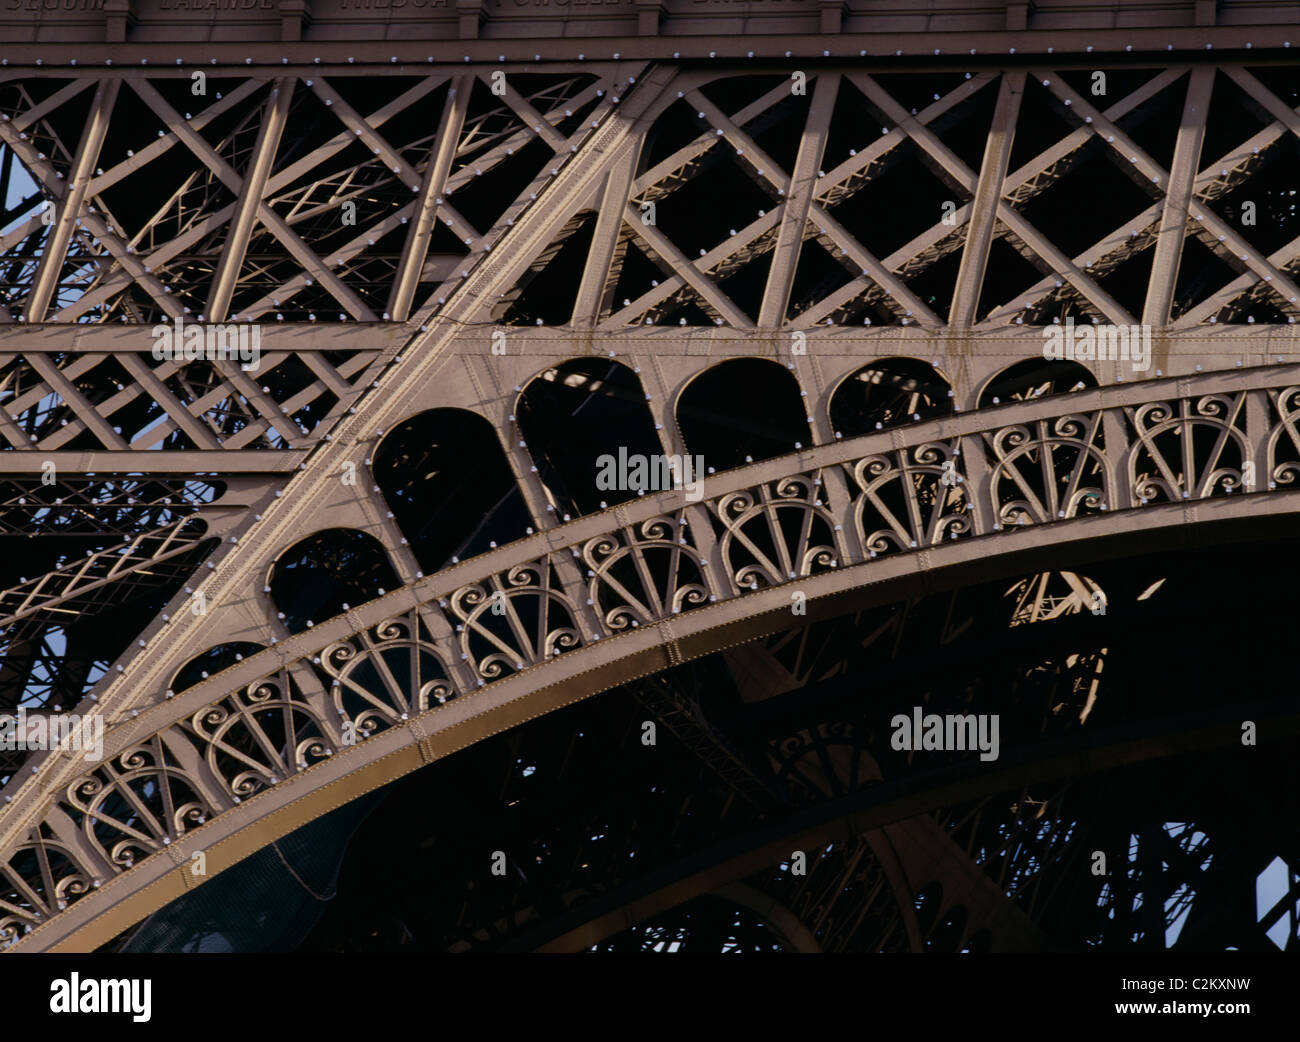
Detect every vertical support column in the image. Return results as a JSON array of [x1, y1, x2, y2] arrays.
[[795, 346, 863, 565], [1102, 406, 1132, 509], [45, 804, 117, 888], [456, 0, 485, 39], [633, 352, 690, 460], [958, 428, 997, 536], [1142, 67, 1214, 328], [24, 79, 119, 322], [159, 726, 232, 815], [635, 0, 665, 34], [758, 73, 840, 330], [103, 0, 135, 43], [551, 542, 607, 645], [502, 420, 559, 525], [278, 0, 311, 40], [572, 137, 643, 328], [819, 457, 864, 566], [1245, 386, 1270, 495], [468, 354, 557, 531], [285, 657, 349, 748], [414, 600, 482, 695], [819, 0, 846, 33], [949, 71, 1024, 329], [634, 353, 729, 601], [354, 484, 425, 585], [389, 75, 471, 323], [473, 363, 606, 642], [207, 79, 294, 322]]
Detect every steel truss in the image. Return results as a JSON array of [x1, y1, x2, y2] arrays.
[[0, 43, 1298, 951]]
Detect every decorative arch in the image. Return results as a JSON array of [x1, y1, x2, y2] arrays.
[[516, 358, 663, 517], [978, 360, 1107, 525], [374, 407, 530, 572], [268, 529, 400, 636], [978, 359, 1097, 409], [677, 358, 811, 472], [829, 357, 953, 438], [170, 643, 266, 695]]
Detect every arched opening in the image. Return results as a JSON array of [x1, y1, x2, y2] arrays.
[[978, 359, 1097, 408], [374, 408, 530, 572], [829, 358, 953, 438], [516, 359, 664, 517], [171, 642, 266, 694], [268, 529, 400, 636], [926, 904, 968, 952], [912, 881, 944, 938], [677, 358, 811, 472], [978, 361, 1106, 526]]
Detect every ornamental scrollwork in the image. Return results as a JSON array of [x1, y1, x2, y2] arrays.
[[62, 735, 215, 870], [849, 441, 972, 555], [581, 514, 711, 633], [714, 474, 845, 592], [987, 413, 1109, 526], [446, 561, 582, 681], [0, 827, 98, 947], [1266, 386, 1300, 489], [1125, 393, 1250, 505], [186, 668, 333, 800], [13, 378, 1300, 943], [316, 611, 456, 739]]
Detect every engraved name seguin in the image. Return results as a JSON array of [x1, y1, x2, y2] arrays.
[[4, 0, 103, 10]]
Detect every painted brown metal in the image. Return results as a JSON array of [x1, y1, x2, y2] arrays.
[[1, 15, 1299, 950]]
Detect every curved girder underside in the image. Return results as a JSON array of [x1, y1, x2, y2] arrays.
[[101, 540, 1300, 953]]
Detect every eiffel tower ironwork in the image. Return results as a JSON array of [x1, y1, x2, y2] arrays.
[[0, 1, 1297, 953]]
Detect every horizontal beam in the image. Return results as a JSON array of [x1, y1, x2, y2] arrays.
[[1, 27, 1298, 66], [3, 320, 1276, 355], [0, 452, 304, 473], [0, 324, 407, 354], [405, 322, 1300, 354]]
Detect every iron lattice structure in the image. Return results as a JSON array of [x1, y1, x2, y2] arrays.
[[0, 2, 1298, 952]]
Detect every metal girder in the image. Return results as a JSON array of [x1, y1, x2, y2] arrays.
[[0, 519, 208, 631], [205, 79, 295, 323], [950, 72, 1024, 328], [1141, 68, 1214, 327], [387, 75, 472, 323], [5, 357, 1300, 947], [5, 62, 1300, 334], [22, 80, 118, 323], [758, 73, 839, 329], [2, 48, 1300, 955], [2, 1, 1298, 59]]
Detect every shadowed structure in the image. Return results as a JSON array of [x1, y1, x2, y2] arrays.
[[0, 4, 1297, 954]]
